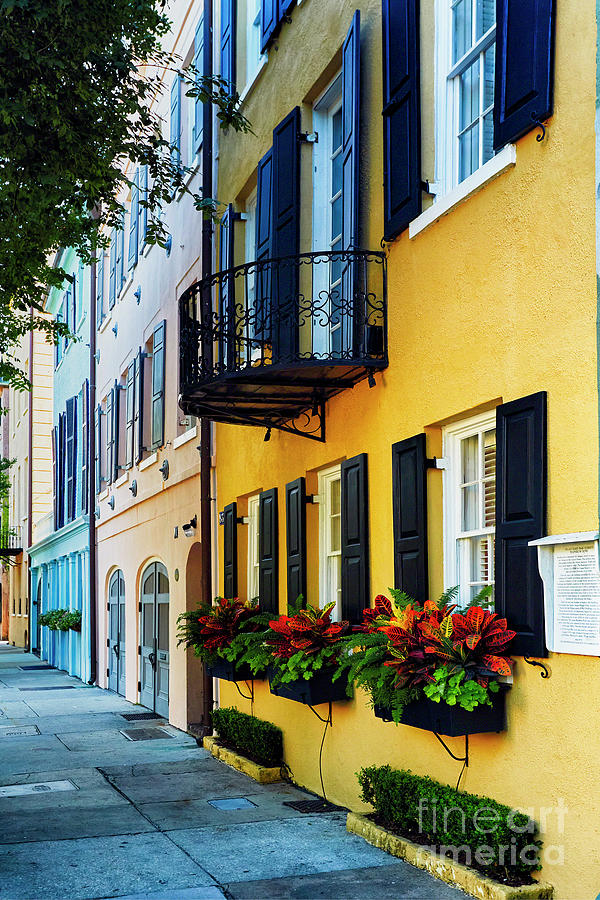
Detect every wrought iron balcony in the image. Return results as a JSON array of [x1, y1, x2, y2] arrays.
[[0, 525, 22, 556], [179, 250, 387, 441]]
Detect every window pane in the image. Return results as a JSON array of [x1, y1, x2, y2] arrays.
[[452, 0, 472, 63], [461, 484, 478, 531], [332, 151, 342, 197], [332, 109, 342, 152], [331, 195, 342, 243], [330, 478, 340, 515], [461, 435, 478, 483], [459, 62, 479, 132], [459, 122, 479, 183], [476, 0, 494, 38], [330, 249, 342, 284], [143, 603, 153, 647], [158, 602, 169, 651]]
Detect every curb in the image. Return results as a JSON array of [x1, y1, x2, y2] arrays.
[[346, 812, 553, 900], [203, 736, 284, 784]]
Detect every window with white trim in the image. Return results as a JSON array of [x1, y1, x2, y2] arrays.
[[436, 0, 496, 193], [318, 465, 342, 620], [245, 0, 265, 90], [247, 494, 260, 602], [443, 411, 496, 607]]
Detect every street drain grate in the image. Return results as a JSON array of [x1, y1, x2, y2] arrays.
[[120, 727, 173, 742], [283, 799, 344, 814], [208, 797, 257, 810], [19, 665, 56, 671], [121, 712, 164, 721], [0, 780, 77, 798], [0, 725, 40, 737], [19, 686, 77, 691]]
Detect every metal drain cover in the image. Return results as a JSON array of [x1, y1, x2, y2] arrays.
[[121, 712, 164, 721], [283, 799, 344, 814], [20, 665, 55, 671], [0, 780, 77, 798], [120, 727, 173, 742], [208, 797, 257, 810], [0, 725, 40, 737]]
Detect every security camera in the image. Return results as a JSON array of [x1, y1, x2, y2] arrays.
[[182, 515, 197, 538]]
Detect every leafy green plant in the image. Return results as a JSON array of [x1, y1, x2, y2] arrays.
[[211, 706, 283, 768], [357, 765, 541, 882], [38, 609, 81, 631], [177, 597, 271, 674], [267, 601, 351, 685], [423, 666, 499, 710]]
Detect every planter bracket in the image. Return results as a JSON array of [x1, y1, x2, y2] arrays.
[[433, 732, 469, 790], [523, 657, 550, 678]]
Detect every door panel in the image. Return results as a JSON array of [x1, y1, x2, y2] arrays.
[[118, 573, 126, 696], [139, 562, 170, 717]]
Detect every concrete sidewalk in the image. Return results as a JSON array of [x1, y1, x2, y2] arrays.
[[0, 645, 465, 899]]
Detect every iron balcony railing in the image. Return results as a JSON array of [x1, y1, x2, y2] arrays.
[[179, 250, 387, 389], [0, 524, 22, 555]]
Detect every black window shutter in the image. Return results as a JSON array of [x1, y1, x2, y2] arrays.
[[493, 0, 555, 150], [223, 502, 238, 597], [95, 404, 102, 491], [272, 107, 300, 359], [220, 0, 236, 91], [81, 380, 89, 515], [65, 396, 77, 522], [392, 433, 428, 603], [112, 381, 120, 483], [255, 148, 273, 341], [219, 204, 236, 370], [341, 453, 369, 623], [259, 488, 278, 613], [495, 391, 547, 657], [151, 320, 166, 448], [125, 361, 135, 469], [51, 425, 58, 529], [382, 0, 421, 241], [134, 348, 145, 465], [286, 477, 306, 606], [261, 0, 278, 53], [58, 412, 66, 528], [106, 388, 114, 485]]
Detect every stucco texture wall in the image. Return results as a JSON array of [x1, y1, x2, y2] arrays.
[[212, 0, 599, 896]]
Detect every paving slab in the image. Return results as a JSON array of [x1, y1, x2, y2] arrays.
[[138, 787, 307, 830], [0, 802, 156, 843], [0, 700, 39, 717], [103, 766, 268, 805], [108, 889, 226, 900], [0, 832, 217, 900]]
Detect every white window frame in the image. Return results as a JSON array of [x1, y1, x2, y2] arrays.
[[247, 494, 260, 602], [435, 0, 497, 197], [244, 0, 266, 92], [318, 464, 342, 621], [443, 410, 496, 607]]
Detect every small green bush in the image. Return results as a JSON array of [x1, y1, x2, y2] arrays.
[[357, 765, 541, 881], [211, 707, 283, 768], [38, 609, 81, 631]]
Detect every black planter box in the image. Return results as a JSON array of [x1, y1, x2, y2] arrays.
[[205, 660, 261, 682], [268, 666, 348, 705], [373, 687, 509, 736]]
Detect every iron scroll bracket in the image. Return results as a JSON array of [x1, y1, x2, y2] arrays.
[[523, 657, 550, 678], [530, 111, 547, 142], [433, 732, 469, 791]]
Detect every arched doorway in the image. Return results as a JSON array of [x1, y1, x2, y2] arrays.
[[108, 570, 126, 696], [139, 562, 169, 717]]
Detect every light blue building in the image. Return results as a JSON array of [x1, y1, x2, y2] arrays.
[[29, 248, 92, 682]]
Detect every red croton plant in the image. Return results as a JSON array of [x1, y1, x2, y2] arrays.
[[267, 601, 351, 684]]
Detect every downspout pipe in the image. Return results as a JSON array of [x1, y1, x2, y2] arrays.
[[88, 256, 97, 685]]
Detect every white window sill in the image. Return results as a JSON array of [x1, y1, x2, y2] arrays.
[[139, 451, 158, 471], [119, 275, 133, 299], [98, 488, 108, 501], [98, 314, 112, 334], [173, 425, 198, 449], [239, 56, 268, 106], [409, 144, 516, 239], [114, 471, 129, 488], [184, 163, 200, 191]]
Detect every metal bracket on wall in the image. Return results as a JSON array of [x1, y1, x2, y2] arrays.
[[523, 657, 550, 678]]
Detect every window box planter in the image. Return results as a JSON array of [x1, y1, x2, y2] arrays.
[[205, 660, 263, 682], [373, 686, 509, 736], [268, 666, 349, 705]]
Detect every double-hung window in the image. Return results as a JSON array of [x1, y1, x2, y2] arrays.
[[247, 494, 260, 601], [443, 412, 496, 608], [318, 465, 342, 621], [437, 0, 496, 192], [245, 0, 264, 89]]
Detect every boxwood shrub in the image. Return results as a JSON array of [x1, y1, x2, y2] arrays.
[[357, 765, 541, 882], [211, 707, 283, 768]]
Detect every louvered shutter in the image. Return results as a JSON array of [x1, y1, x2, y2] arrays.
[[95, 404, 102, 490], [57, 412, 66, 528], [220, 0, 235, 91], [494, 0, 555, 150], [128, 169, 139, 271], [255, 148, 273, 341], [272, 107, 300, 360], [223, 502, 238, 597], [134, 348, 145, 464], [81, 380, 89, 515], [116, 217, 125, 294], [219, 205, 236, 371], [341, 12, 360, 353], [96, 251, 105, 327], [286, 477, 306, 607], [392, 433, 428, 603], [261, 0, 278, 53], [193, 18, 204, 153], [259, 488, 278, 613], [125, 361, 135, 469], [138, 166, 148, 251], [106, 389, 114, 485], [382, 0, 421, 241], [113, 381, 121, 483], [65, 397, 77, 522], [151, 320, 166, 449], [341, 453, 369, 623], [495, 392, 547, 657], [70, 279, 76, 333], [51, 425, 58, 529], [280, 0, 295, 15], [108, 232, 116, 309], [170, 77, 181, 183]]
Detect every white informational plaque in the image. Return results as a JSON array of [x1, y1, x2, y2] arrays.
[[529, 532, 600, 656]]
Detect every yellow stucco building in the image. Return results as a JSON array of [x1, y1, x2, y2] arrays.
[[182, 0, 598, 895]]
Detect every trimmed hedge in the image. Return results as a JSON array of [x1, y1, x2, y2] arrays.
[[211, 707, 283, 768], [358, 765, 541, 881]]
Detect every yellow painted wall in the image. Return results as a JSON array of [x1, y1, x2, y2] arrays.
[[213, 0, 599, 896]]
